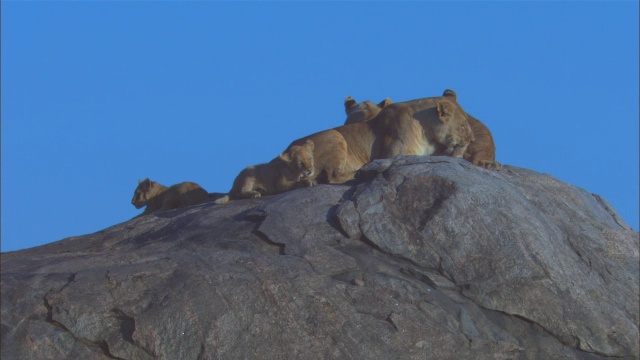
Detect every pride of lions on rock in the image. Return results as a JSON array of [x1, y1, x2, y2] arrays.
[[132, 89, 499, 216]]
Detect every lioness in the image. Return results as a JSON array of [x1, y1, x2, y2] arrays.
[[132, 179, 209, 216], [214, 140, 316, 204], [286, 93, 474, 184], [442, 89, 501, 170], [344, 96, 392, 125]]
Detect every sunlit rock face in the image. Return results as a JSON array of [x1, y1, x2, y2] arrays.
[[2, 156, 637, 360]]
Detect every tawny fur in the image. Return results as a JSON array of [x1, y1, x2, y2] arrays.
[[442, 89, 501, 170], [132, 179, 209, 216], [214, 140, 316, 204], [343, 96, 393, 125], [286, 93, 475, 184]]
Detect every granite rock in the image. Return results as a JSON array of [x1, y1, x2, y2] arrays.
[[2, 156, 637, 359]]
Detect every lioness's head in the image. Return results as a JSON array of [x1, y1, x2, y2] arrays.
[[279, 139, 315, 178], [132, 178, 155, 209], [344, 96, 392, 125], [434, 100, 474, 157]]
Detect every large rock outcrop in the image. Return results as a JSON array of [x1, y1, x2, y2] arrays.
[[2, 156, 638, 359]]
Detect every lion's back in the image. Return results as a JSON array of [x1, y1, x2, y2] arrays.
[[167, 182, 209, 207], [291, 129, 347, 165]]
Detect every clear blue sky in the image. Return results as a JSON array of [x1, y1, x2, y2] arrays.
[[2, 2, 638, 252]]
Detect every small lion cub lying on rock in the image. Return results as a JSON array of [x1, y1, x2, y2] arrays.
[[132, 178, 210, 216], [214, 139, 316, 204]]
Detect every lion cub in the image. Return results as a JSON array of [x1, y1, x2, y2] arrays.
[[132, 179, 209, 216], [214, 140, 316, 204], [442, 89, 501, 170], [343, 96, 392, 125]]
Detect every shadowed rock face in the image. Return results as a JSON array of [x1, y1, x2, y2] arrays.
[[2, 157, 638, 360]]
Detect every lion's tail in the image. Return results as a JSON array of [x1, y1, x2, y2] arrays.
[[213, 194, 230, 205]]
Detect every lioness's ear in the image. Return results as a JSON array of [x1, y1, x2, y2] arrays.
[[344, 96, 357, 114], [378, 98, 392, 108], [304, 139, 314, 151], [442, 89, 457, 102], [138, 179, 143, 184], [436, 101, 456, 123], [279, 152, 292, 163]]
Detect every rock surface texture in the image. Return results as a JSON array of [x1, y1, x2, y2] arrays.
[[2, 156, 638, 360]]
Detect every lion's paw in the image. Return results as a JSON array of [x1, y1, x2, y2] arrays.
[[479, 160, 502, 171]]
